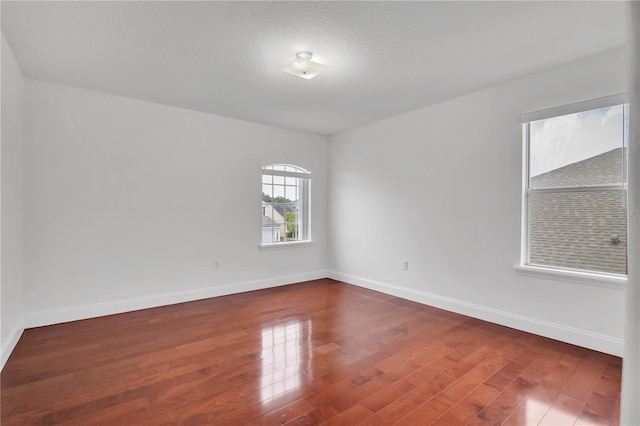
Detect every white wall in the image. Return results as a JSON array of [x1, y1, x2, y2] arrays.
[[621, 2, 640, 423], [8, 37, 630, 362], [328, 48, 628, 356], [23, 79, 328, 326], [1, 34, 25, 367]]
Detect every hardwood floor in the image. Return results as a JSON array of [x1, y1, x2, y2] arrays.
[[1, 279, 621, 425]]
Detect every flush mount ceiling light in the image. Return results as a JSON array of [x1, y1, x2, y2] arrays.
[[282, 52, 325, 79]]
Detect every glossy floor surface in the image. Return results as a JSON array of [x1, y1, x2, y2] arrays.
[[1, 279, 621, 425]]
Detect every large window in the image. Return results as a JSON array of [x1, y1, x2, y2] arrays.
[[521, 96, 628, 277], [261, 164, 311, 245]]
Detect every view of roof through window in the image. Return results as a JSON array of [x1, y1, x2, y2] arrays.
[[526, 104, 628, 276], [261, 165, 311, 245]]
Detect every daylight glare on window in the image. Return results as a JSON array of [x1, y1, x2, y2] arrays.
[[529, 105, 624, 187], [525, 103, 628, 276]]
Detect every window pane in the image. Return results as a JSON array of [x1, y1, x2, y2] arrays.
[[529, 105, 624, 189], [285, 176, 298, 186], [262, 164, 310, 245], [262, 184, 272, 199], [528, 190, 627, 275], [273, 185, 285, 199]]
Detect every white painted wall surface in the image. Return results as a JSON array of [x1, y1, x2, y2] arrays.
[[1, 34, 25, 367], [621, 2, 640, 423], [328, 48, 629, 356], [23, 79, 328, 325]]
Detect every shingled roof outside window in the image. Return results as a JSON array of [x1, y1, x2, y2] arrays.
[[528, 148, 627, 275]]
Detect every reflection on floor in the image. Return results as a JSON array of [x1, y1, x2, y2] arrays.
[[260, 319, 312, 402], [0, 279, 622, 425]]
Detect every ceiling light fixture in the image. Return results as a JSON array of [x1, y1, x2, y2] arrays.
[[282, 52, 325, 79]]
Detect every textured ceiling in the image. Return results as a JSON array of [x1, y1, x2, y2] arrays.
[[1, 1, 628, 135]]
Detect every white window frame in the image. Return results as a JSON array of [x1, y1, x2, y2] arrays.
[[516, 94, 628, 288], [259, 164, 312, 250]]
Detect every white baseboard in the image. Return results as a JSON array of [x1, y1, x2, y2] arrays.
[[19, 269, 623, 358], [328, 270, 623, 357], [1, 319, 25, 371], [24, 270, 328, 328]]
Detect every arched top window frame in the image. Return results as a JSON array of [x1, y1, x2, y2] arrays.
[[262, 164, 312, 178]]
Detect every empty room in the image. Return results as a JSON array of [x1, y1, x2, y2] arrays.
[[1, 1, 639, 425]]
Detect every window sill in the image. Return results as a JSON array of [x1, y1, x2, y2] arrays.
[[259, 241, 314, 251], [514, 264, 626, 290]]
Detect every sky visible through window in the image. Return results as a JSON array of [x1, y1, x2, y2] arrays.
[[262, 165, 306, 201], [529, 105, 624, 177]]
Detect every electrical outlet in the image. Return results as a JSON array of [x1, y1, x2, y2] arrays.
[[401, 260, 409, 271], [213, 259, 220, 269]]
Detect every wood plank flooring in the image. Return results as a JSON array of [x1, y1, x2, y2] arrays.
[[1, 279, 621, 425]]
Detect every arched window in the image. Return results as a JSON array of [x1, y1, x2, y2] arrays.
[[261, 164, 311, 245]]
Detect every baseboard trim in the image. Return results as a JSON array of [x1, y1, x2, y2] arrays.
[[328, 270, 623, 357], [21, 269, 623, 357], [1, 320, 25, 371], [24, 270, 328, 328]]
